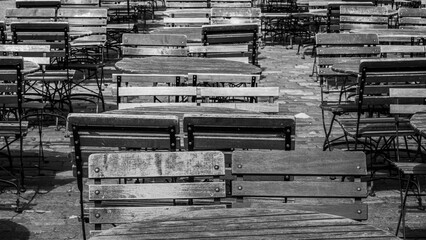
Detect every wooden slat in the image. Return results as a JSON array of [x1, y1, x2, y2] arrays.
[[186, 136, 290, 150], [233, 202, 368, 220], [201, 103, 279, 113], [189, 45, 249, 53], [232, 150, 367, 176], [119, 86, 197, 97], [119, 102, 196, 109], [89, 182, 226, 200], [393, 162, 426, 174], [188, 73, 260, 83], [57, 8, 107, 18], [232, 181, 367, 198], [67, 113, 179, 130], [390, 105, 426, 115], [211, 8, 261, 17], [122, 47, 188, 57], [390, 88, 426, 98], [122, 34, 187, 46], [399, 8, 426, 17], [315, 33, 378, 45], [316, 46, 380, 55], [340, 6, 390, 15], [78, 136, 176, 148], [89, 151, 225, 178], [88, 205, 227, 224], [112, 74, 186, 83], [6, 8, 56, 18]]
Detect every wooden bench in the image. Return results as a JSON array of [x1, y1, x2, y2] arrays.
[[87, 151, 226, 233], [198, 24, 259, 65], [0, 56, 30, 196], [121, 33, 188, 57], [5, 8, 57, 37], [340, 6, 391, 31], [325, 2, 374, 33], [231, 149, 369, 220]]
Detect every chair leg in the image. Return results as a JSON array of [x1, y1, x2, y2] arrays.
[[396, 174, 413, 239]]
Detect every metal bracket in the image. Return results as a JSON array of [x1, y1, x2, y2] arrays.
[[187, 123, 194, 151], [169, 125, 177, 151]]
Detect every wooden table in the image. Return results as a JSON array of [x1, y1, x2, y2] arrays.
[[410, 112, 426, 138], [88, 208, 399, 240], [115, 57, 262, 75]]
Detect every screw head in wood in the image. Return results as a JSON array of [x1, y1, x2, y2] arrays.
[[357, 187, 361, 191], [95, 190, 100, 195], [215, 188, 220, 192], [214, 165, 219, 170], [357, 210, 362, 214], [238, 186, 243, 190], [94, 168, 100, 173], [95, 213, 100, 218], [237, 164, 242, 168]]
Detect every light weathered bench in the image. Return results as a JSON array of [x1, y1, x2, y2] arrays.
[[231, 149, 369, 220]]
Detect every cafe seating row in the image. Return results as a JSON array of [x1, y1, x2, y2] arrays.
[[66, 112, 372, 237]]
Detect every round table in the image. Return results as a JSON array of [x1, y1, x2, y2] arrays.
[[115, 57, 262, 75], [88, 208, 399, 240], [409, 112, 426, 137]]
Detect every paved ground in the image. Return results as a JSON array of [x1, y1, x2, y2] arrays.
[[0, 1, 425, 239]]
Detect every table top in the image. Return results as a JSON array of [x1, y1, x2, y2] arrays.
[[410, 112, 426, 138], [115, 57, 262, 75], [88, 208, 399, 240]]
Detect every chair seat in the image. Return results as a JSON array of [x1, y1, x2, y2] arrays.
[[338, 117, 414, 137], [0, 121, 29, 136], [393, 162, 426, 175]]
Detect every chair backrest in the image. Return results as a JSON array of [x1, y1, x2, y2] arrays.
[[340, 6, 390, 31], [0, 57, 24, 114], [357, 58, 426, 111], [231, 149, 369, 220], [189, 72, 260, 87], [60, 0, 99, 7], [183, 113, 295, 151], [261, 0, 297, 12], [390, 88, 426, 115], [201, 24, 259, 65], [326, 2, 374, 33], [56, 8, 107, 43], [16, 0, 61, 8], [112, 73, 187, 108], [198, 87, 280, 113], [398, 8, 426, 30], [210, 8, 261, 25], [166, 0, 209, 8], [100, 0, 140, 23], [163, 9, 210, 27], [121, 34, 188, 57], [0, 45, 51, 66], [68, 113, 180, 178], [10, 22, 70, 69], [210, 0, 253, 7], [315, 33, 380, 80], [87, 151, 226, 232], [5, 8, 57, 26]]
